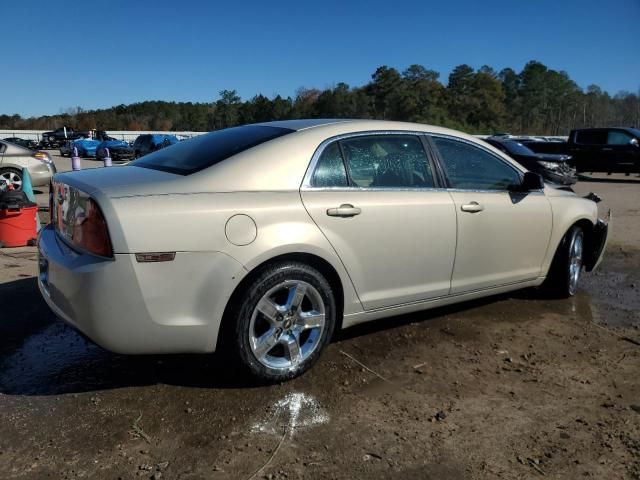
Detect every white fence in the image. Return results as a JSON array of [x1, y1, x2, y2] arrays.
[[0, 130, 207, 143]]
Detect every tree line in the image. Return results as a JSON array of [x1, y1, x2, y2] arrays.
[[2, 60, 638, 135]]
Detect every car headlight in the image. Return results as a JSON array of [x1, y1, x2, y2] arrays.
[[537, 161, 561, 170]]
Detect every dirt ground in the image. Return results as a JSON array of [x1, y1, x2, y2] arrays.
[[1, 161, 638, 479]]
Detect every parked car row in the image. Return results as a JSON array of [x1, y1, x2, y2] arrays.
[[60, 138, 135, 161], [57, 133, 180, 161]]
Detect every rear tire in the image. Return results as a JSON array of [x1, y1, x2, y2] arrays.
[[543, 226, 584, 298], [227, 261, 336, 383]]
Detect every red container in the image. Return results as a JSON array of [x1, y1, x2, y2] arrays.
[[0, 205, 38, 248]]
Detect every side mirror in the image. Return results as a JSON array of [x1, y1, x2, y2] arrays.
[[630, 138, 639, 147], [517, 171, 544, 191]]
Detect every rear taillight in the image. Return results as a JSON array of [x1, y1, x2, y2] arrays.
[[32, 151, 52, 164], [71, 198, 113, 257], [51, 181, 113, 257]]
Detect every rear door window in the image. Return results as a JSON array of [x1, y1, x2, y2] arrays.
[[340, 135, 435, 188], [311, 142, 349, 187]]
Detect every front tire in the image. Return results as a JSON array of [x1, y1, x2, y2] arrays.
[[230, 262, 336, 382], [543, 226, 584, 298]]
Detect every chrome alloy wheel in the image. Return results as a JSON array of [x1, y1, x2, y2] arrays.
[[568, 230, 584, 296], [249, 280, 326, 371], [0, 170, 22, 190]]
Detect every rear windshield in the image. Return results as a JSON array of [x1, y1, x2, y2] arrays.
[[131, 125, 293, 175]]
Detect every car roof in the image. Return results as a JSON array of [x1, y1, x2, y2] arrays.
[[253, 119, 358, 131], [0, 139, 32, 154]]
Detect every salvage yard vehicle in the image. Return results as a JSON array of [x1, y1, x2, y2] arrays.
[[40, 126, 90, 148], [71, 138, 101, 157], [0, 139, 56, 189], [96, 139, 134, 162], [132, 134, 179, 158], [484, 136, 577, 186], [523, 127, 640, 174], [37, 119, 609, 382]]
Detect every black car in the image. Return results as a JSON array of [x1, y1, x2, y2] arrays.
[[484, 137, 577, 186], [3, 137, 38, 150], [96, 141, 134, 162]]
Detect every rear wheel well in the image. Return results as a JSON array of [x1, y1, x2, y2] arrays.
[[217, 253, 345, 350]]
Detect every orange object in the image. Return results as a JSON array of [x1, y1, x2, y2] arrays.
[[0, 205, 38, 247]]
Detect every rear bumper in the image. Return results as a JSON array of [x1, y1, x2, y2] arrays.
[[29, 162, 56, 187], [37, 224, 245, 354]]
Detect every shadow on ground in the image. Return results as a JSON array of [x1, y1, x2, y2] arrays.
[[577, 174, 640, 184], [0, 274, 559, 396]]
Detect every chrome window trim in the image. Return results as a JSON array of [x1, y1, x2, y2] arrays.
[[302, 186, 446, 193], [300, 130, 439, 191], [445, 188, 545, 195]]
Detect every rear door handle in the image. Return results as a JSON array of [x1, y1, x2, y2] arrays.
[[460, 201, 484, 213], [327, 204, 362, 217]]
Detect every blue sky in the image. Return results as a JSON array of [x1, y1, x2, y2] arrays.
[[3, 0, 638, 117]]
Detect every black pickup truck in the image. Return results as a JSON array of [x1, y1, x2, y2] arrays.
[[40, 127, 90, 147], [522, 127, 640, 174]]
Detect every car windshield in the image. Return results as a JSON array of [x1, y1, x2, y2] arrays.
[[629, 128, 640, 138], [131, 125, 294, 175], [501, 140, 535, 156]]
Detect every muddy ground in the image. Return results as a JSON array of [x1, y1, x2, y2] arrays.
[[1, 163, 639, 479]]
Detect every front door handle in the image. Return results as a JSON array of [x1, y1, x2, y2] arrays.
[[460, 201, 484, 213], [327, 204, 362, 217]]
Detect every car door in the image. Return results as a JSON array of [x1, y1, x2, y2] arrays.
[[572, 129, 608, 172], [604, 129, 638, 172], [301, 133, 457, 311], [429, 135, 552, 294]]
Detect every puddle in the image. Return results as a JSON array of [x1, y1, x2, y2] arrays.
[[0, 322, 117, 395], [251, 392, 329, 437]]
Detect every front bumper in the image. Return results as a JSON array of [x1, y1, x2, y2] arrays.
[[37, 224, 245, 354], [99, 149, 134, 161], [584, 211, 610, 272], [540, 167, 577, 186]]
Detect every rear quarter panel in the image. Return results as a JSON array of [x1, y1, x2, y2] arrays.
[[103, 191, 363, 316]]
